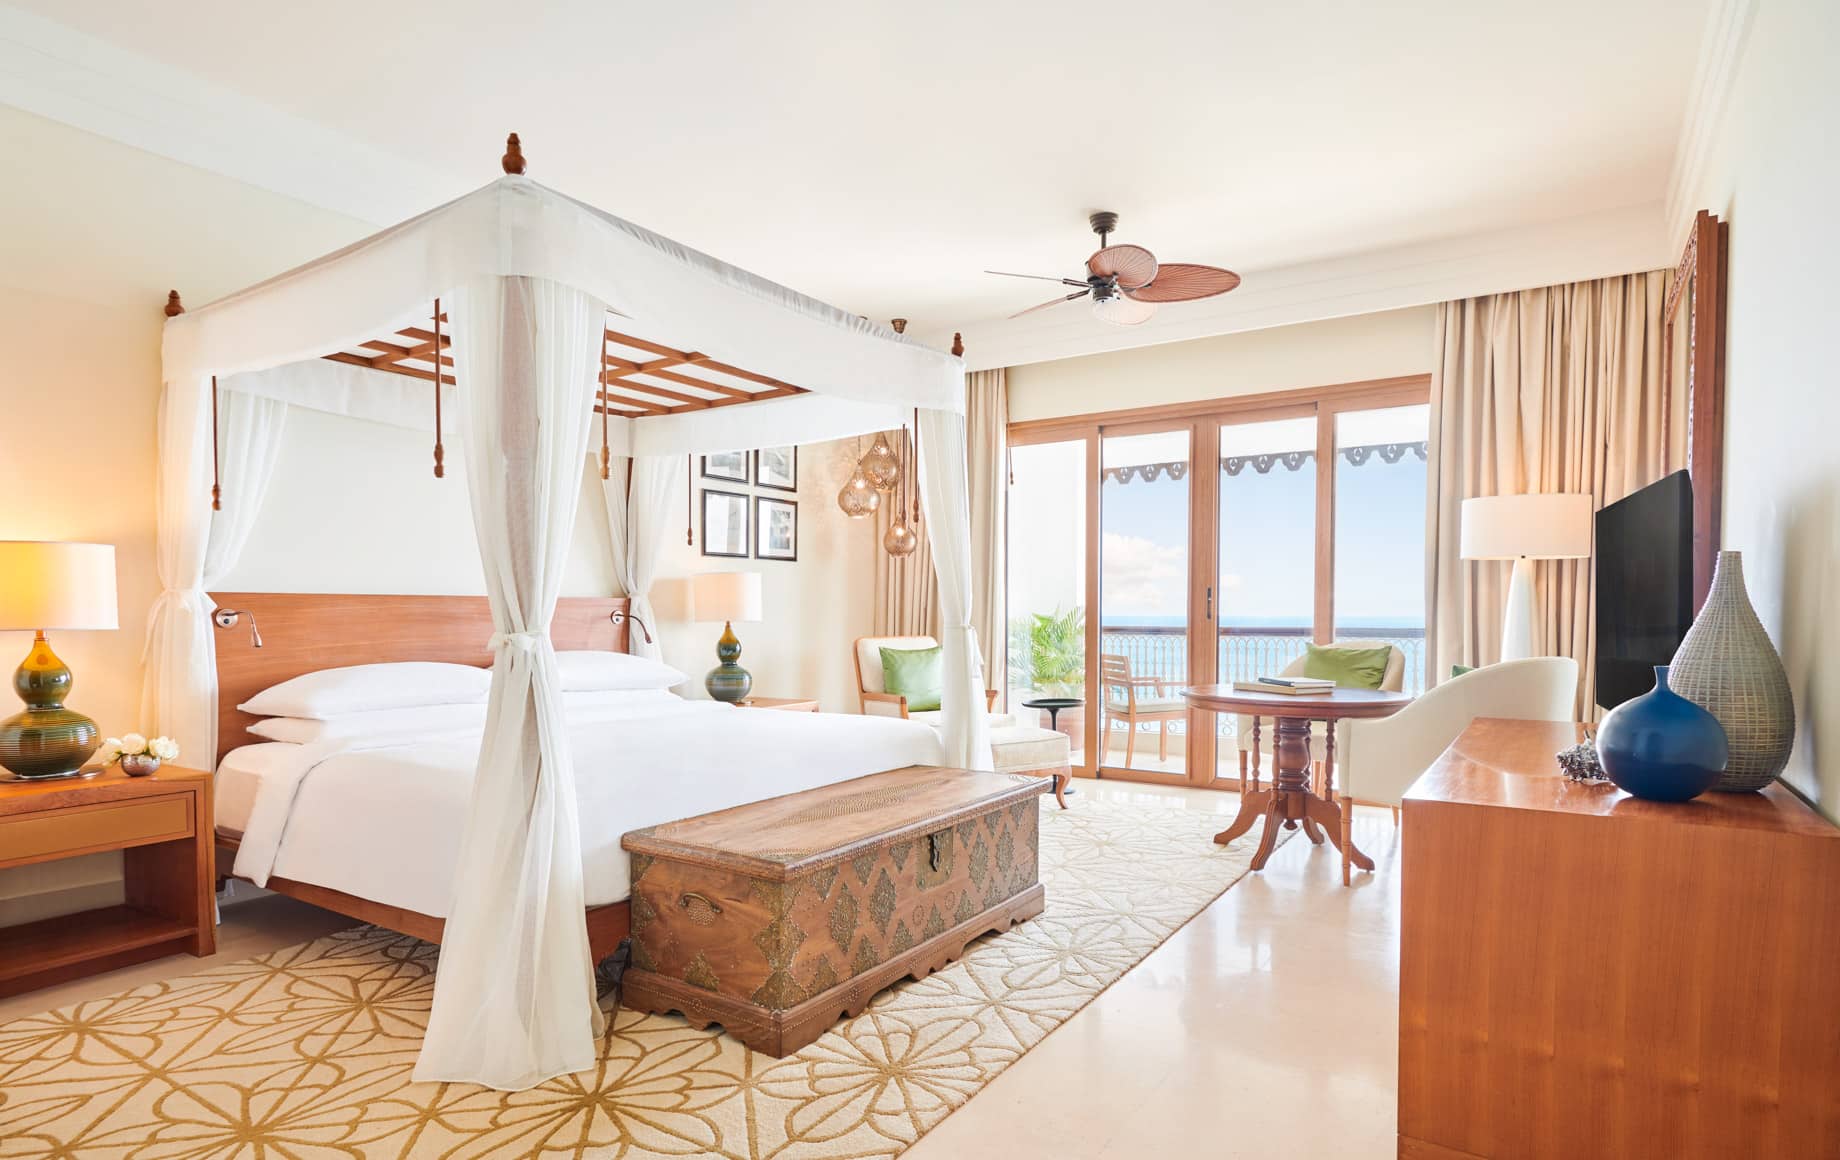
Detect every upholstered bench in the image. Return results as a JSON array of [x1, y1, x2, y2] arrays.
[[989, 724, 1072, 809]]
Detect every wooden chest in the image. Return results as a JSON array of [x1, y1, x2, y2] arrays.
[[620, 765, 1048, 1056]]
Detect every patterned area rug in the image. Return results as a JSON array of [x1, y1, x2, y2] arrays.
[[0, 796, 1271, 1159]]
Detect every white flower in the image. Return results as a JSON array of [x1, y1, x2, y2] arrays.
[[95, 740, 123, 766], [120, 733, 148, 755], [148, 737, 180, 762]]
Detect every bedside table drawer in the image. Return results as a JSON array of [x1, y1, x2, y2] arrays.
[[2, 795, 194, 864]]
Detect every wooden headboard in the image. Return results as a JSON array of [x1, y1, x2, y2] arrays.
[[210, 592, 630, 764]]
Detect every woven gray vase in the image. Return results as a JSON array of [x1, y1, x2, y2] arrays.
[[1668, 550, 1795, 791]]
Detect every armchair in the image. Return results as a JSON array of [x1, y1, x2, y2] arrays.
[[852, 635, 1006, 726], [1334, 656, 1578, 883]]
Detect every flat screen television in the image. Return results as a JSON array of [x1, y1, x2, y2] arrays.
[[1594, 469, 1695, 711]]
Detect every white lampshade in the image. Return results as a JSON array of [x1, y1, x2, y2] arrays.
[[0, 541, 119, 631], [1460, 494, 1593, 560], [690, 571, 763, 624]]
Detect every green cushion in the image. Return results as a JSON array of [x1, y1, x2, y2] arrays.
[[1450, 663, 1476, 680], [880, 645, 944, 712], [1299, 643, 1393, 690]]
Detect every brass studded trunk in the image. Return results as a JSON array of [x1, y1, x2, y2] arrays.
[[619, 765, 1048, 1056]]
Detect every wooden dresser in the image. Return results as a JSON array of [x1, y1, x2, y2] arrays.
[[1399, 718, 1840, 1160], [0, 765, 215, 997]]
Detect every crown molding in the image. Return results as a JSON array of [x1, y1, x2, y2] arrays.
[[935, 203, 1673, 372], [1663, 0, 1757, 244], [0, 3, 455, 226]]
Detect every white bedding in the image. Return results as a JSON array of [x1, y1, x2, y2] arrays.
[[219, 695, 943, 918]]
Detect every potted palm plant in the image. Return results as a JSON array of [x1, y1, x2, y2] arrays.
[[1008, 606, 1086, 739]]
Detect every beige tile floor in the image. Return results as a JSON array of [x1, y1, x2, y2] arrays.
[[0, 781, 1403, 1159]]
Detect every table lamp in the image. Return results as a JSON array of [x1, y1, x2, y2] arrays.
[[0, 541, 119, 779], [691, 571, 763, 702], [1460, 494, 1591, 662]]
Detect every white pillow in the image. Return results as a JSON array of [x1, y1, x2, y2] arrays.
[[555, 650, 686, 692], [246, 688, 682, 743], [247, 702, 489, 744], [239, 661, 491, 719]]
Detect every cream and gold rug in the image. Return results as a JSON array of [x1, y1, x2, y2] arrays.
[[0, 796, 1272, 1159]]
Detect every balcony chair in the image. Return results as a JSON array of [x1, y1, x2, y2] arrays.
[[1099, 652, 1188, 767], [1234, 639, 1407, 796], [1333, 656, 1578, 884]]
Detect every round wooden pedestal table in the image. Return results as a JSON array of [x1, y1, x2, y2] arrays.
[[1182, 685, 1412, 872]]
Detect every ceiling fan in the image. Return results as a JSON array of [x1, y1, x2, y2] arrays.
[[987, 211, 1241, 326]]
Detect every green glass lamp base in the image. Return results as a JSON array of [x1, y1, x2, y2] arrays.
[[705, 620, 753, 703], [0, 632, 102, 780]]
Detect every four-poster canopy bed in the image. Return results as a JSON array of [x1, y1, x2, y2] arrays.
[[152, 135, 988, 1091]]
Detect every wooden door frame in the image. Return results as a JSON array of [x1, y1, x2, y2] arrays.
[[1005, 373, 1431, 790]]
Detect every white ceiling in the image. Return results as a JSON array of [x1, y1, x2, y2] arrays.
[[4, 0, 1718, 365]]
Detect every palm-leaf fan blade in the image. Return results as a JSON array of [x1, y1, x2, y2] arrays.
[[1124, 263, 1241, 302]]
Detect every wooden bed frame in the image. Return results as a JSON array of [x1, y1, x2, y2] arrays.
[[210, 591, 633, 961]]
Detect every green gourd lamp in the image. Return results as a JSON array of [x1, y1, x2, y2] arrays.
[[691, 571, 763, 703], [0, 542, 119, 780]]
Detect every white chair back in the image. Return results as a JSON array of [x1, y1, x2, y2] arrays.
[[854, 635, 939, 697]]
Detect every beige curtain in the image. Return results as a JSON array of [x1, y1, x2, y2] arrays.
[[966, 368, 1008, 697], [1426, 270, 1685, 712], [874, 426, 939, 637]]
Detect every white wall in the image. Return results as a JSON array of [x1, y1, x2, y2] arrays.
[[1685, 0, 1840, 817], [1007, 306, 1436, 422], [216, 406, 614, 597], [647, 443, 879, 713]]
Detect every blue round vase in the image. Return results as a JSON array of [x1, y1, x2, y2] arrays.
[[1595, 665, 1729, 803]]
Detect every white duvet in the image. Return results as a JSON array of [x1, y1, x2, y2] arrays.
[[224, 693, 943, 917]]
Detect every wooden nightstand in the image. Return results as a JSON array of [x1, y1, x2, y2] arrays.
[[0, 765, 215, 997], [734, 697, 821, 712]]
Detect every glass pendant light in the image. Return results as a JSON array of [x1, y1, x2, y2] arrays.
[[882, 425, 918, 557], [860, 431, 901, 492], [836, 463, 880, 518]]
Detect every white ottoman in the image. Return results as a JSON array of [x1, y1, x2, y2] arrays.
[[989, 724, 1072, 809]]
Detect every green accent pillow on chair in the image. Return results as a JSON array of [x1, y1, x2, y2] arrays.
[[1450, 663, 1476, 680], [880, 645, 944, 713], [1300, 643, 1393, 690]]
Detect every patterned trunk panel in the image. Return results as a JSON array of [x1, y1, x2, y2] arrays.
[[628, 799, 1041, 1011]]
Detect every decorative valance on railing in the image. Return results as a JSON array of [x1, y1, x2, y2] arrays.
[[1101, 441, 1428, 485]]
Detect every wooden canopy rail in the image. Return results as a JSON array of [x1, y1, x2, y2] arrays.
[[315, 316, 813, 418]]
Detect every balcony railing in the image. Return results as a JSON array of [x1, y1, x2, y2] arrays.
[[1087, 624, 1428, 741]]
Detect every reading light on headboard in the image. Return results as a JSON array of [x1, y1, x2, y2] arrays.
[[609, 608, 652, 646], [212, 607, 264, 648]]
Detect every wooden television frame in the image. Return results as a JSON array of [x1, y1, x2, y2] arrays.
[[210, 591, 634, 961]]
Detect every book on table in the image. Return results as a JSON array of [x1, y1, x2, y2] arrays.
[[1233, 680, 1334, 696], [1259, 676, 1333, 688]]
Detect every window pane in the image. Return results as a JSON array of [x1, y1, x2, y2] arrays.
[[1333, 404, 1429, 693], [1100, 429, 1190, 776], [1006, 439, 1087, 766]]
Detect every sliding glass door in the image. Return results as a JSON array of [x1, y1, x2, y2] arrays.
[[1099, 425, 1194, 780], [1004, 378, 1431, 790]]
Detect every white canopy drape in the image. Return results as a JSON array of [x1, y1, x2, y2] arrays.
[[155, 168, 973, 1091], [602, 456, 677, 662]]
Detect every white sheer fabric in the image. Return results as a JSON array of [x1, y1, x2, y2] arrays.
[[917, 409, 993, 771], [602, 455, 677, 661], [142, 378, 216, 764], [412, 276, 607, 1089], [203, 392, 289, 585]]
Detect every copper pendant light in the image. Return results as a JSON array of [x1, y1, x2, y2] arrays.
[[836, 437, 881, 518], [860, 431, 901, 492], [882, 423, 918, 557]]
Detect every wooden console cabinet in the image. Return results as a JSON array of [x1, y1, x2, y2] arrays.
[[1400, 718, 1840, 1160], [0, 765, 215, 997]]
